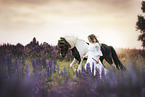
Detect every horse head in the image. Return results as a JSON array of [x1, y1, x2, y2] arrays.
[[58, 37, 71, 57]]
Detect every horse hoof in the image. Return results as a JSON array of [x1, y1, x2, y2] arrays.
[[74, 69, 77, 72]]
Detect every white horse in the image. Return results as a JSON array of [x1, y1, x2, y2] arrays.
[[58, 36, 126, 71], [59, 36, 88, 70]]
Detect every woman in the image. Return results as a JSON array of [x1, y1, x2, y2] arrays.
[[82, 34, 108, 78]]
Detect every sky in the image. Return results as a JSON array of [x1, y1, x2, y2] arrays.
[[0, 0, 143, 49]]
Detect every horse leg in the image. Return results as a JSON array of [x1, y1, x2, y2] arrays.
[[77, 59, 83, 71], [110, 46, 126, 70], [100, 56, 106, 67], [70, 58, 76, 69], [100, 56, 104, 63], [105, 56, 118, 70]]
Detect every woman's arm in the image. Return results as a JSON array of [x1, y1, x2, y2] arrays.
[[96, 55, 100, 63]]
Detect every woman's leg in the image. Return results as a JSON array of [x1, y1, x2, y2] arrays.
[[94, 64, 102, 78], [94, 65, 97, 76], [99, 60, 109, 75]]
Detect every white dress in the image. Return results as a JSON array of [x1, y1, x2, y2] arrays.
[[84, 43, 108, 77]]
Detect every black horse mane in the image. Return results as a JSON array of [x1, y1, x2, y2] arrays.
[[58, 37, 71, 48]]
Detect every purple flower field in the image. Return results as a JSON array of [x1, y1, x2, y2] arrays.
[[0, 41, 145, 97]]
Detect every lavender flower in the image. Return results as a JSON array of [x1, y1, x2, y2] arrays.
[[78, 70, 81, 78], [92, 62, 94, 74], [86, 63, 91, 73], [25, 63, 29, 79], [95, 68, 100, 79], [42, 56, 46, 67], [81, 65, 85, 72], [61, 70, 64, 76], [57, 64, 60, 74], [63, 66, 67, 75], [48, 58, 52, 69], [52, 66, 55, 73], [21, 54, 25, 66], [32, 58, 36, 70], [47, 67, 50, 77], [76, 69, 78, 77], [6, 54, 12, 71], [53, 58, 56, 65], [37, 57, 41, 66], [101, 69, 105, 79], [37, 57, 41, 71], [1, 55, 5, 66]]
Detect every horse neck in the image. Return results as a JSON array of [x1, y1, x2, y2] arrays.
[[65, 36, 78, 49], [75, 39, 89, 57]]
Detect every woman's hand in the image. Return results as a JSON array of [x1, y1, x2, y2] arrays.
[[96, 56, 100, 63], [95, 58, 100, 64]]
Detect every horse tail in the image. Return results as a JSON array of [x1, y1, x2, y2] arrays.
[[110, 46, 126, 70]]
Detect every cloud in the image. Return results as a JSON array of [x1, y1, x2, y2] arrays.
[[0, 0, 141, 25], [0, 0, 142, 48], [0, 0, 49, 3]]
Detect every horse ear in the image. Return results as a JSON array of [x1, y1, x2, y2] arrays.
[[59, 37, 66, 44]]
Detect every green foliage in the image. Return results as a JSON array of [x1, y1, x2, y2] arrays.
[[136, 15, 145, 32], [0, 48, 144, 97], [141, 1, 145, 13], [136, 1, 145, 48]]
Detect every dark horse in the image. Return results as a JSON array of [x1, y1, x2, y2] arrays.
[[58, 36, 126, 70]]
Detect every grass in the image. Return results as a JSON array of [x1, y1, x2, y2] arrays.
[[0, 49, 145, 97]]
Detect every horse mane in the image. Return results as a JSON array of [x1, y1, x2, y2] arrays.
[[63, 36, 78, 49]]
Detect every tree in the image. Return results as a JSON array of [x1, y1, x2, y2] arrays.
[[32, 37, 39, 45], [141, 1, 145, 12], [33, 37, 36, 44], [136, 1, 145, 48]]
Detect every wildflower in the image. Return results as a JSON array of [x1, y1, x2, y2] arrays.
[[95, 68, 100, 79], [76, 69, 78, 77], [92, 62, 94, 74], [42, 56, 46, 67], [78, 70, 81, 78], [86, 63, 91, 73], [57, 64, 60, 73], [53, 66, 55, 73], [63, 66, 67, 75], [48, 58, 52, 69], [61, 70, 64, 76], [31, 59, 35, 69], [21, 54, 25, 66]]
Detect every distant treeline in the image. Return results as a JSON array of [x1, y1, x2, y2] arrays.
[[0, 37, 145, 59], [0, 37, 62, 57]]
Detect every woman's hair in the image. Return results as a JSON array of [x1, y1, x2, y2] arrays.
[[88, 34, 99, 43]]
